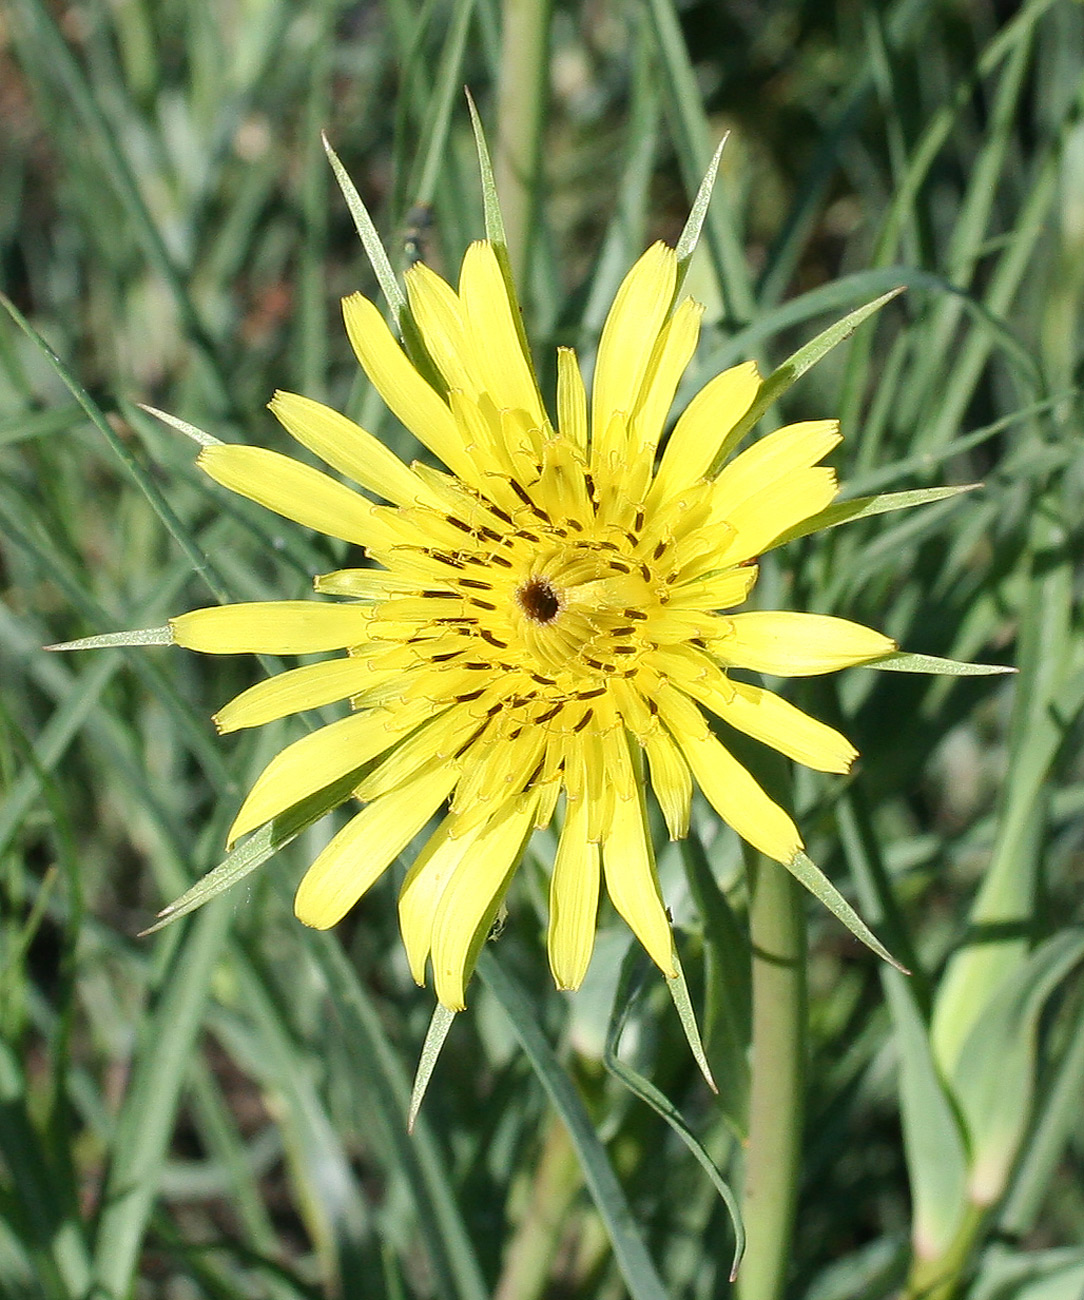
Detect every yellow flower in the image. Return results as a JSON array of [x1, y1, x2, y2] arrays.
[[170, 239, 894, 1009]]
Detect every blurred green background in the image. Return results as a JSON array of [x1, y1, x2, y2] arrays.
[[2, 0, 1084, 1297]]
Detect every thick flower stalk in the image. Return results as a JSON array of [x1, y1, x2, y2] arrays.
[[169, 239, 894, 1009]]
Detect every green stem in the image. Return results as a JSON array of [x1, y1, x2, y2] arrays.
[[495, 0, 552, 292], [737, 858, 806, 1300], [493, 1116, 581, 1300]]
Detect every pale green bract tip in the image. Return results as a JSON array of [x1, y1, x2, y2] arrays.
[[867, 651, 1016, 676], [46, 626, 174, 652], [322, 132, 406, 317], [787, 850, 909, 974], [138, 404, 222, 447], [409, 1003, 458, 1133], [666, 950, 718, 1094], [674, 133, 729, 282]]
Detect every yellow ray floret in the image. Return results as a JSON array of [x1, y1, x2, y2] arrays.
[[171, 235, 903, 1008]]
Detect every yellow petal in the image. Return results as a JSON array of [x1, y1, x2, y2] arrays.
[[269, 390, 430, 508], [451, 723, 546, 817], [171, 603, 373, 655], [592, 242, 677, 460], [675, 724, 803, 865], [631, 297, 704, 454], [649, 360, 760, 502], [712, 680, 858, 773], [214, 656, 377, 733], [430, 791, 540, 1009], [313, 569, 419, 599], [227, 701, 430, 846], [198, 444, 395, 550], [341, 292, 469, 476], [534, 773, 562, 829], [601, 783, 675, 977], [294, 762, 458, 929], [355, 705, 481, 801], [458, 242, 547, 428], [556, 347, 588, 450], [709, 420, 841, 516], [404, 261, 479, 397], [643, 728, 693, 839], [721, 612, 896, 676], [398, 815, 483, 986], [715, 466, 838, 565], [671, 565, 758, 611], [548, 796, 600, 991], [657, 643, 736, 715]]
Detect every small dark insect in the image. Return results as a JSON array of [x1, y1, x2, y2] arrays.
[[403, 202, 435, 267]]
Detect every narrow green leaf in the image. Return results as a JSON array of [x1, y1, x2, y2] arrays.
[[838, 794, 969, 1262], [771, 484, 980, 549], [931, 502, 1075, 1073], [408, 1004, 458, 1133], [405, 0, 476, 215], [478, 950, 670, 1300], [971, 1253, 1084, 1300], [882, 968, 971, 1261], [45, 627, 173, 652], [606, 947, 744, 1280], [951, 931, 1084, 1206], [0, 867, 57, 995], [303, 924, 489, 1300], [708, 288, 905, 474], [642, 0, 754, 322], [786, 851, 906, 972], [0, 402, 85, 448], [142, 765, 369, 934], [90, 901, 234, 1298], [0, 294, 225, 600], [0, 1040, 92, 1298], [866, 652, 1016, 676], [1000, 992, 1084, 1236]]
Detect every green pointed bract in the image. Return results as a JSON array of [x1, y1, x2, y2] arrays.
[[465, 88, 535, 370], [466, 88, 507, 250], [409, 1003, 458, 1133], [711, 286, 906, 473], [674, 133, 729, 290], [138, 404, 222, 448], [322, 133, 406, 317], [323, 134, 439, 387], [786, 851, 906, 972], [772, 483, 981, 549], [141, 765, 372, 935], [867, 651, 1016, 676], [47, 627, 174, 652], [665, 948, 718, 1094]]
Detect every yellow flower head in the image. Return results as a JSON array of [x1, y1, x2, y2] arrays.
[[170, 239, 895, 1009]]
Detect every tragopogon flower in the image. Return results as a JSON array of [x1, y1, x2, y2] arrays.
[[169, 239, 894, 1009]]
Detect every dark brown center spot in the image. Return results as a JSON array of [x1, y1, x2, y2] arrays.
[[517, 576, 561, 624]]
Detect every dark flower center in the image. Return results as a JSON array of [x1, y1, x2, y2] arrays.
[[517, 576, 561, 624]]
